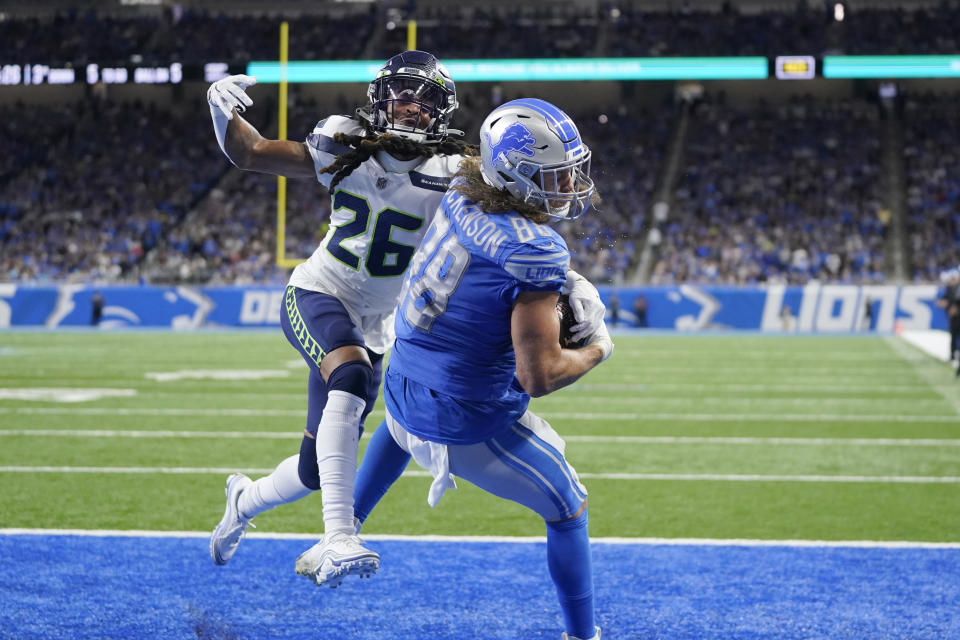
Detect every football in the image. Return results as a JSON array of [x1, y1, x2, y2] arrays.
[[556, 294, 587, 348]]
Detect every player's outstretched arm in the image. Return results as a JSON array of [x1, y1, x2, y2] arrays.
[[511, 291, 612, 398], [208, 74, 315, 178]]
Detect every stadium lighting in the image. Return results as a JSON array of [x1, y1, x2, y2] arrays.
[[246, 57, 769, 82], [823, 55, 960, 78], [834, 3, 845, 21]]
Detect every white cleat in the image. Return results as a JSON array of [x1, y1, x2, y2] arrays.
[[562, 626, 601, 640], [210, 473, 254, 565], [294, 531, 380, 588]]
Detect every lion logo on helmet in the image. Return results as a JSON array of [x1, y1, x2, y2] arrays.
[[486, 122, 537, 168]]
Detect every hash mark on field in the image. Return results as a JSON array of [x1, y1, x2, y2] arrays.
[[0, 388, 137, 403], [2, 407, 959, 423], [1, 465, 958, 484], [145, 369, 291, 382], [2, 429, 960, 448]]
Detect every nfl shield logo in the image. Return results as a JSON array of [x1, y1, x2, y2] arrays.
[[376, 176, 388, 190]]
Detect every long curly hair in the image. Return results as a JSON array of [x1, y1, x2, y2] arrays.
[[451, 157, 601, 224], [318, 111, 478, 191]]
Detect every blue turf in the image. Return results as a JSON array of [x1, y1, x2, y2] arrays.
[[1, 535, 958, 639]]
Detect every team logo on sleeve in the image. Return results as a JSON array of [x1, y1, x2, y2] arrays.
[[486, 122, 536, 167]]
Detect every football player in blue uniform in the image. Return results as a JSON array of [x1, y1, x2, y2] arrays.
[[350, 99, 612, 640], [206, 51, 479, 586]]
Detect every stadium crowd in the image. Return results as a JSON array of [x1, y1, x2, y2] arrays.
[[1, 6, 958, 286], [556, 103, 670, 284], [902, 92, 960, 283], [3, 88, 956, 286], [0, 98, 225, 282], [0, 7, 375, 65], [3, 3, 960, 64], [652, 95, 888, 285]]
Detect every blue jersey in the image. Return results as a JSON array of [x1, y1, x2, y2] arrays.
[[385, 184, 570, 444]]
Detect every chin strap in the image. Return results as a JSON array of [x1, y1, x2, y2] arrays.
[[356, 106, 458, 145]]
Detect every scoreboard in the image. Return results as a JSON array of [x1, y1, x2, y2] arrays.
[[775, 56, 817, 80], [4, 55, 960, 86], [0, 62, 238, 86]]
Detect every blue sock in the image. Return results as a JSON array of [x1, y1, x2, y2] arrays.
[[546, 510, 595, 639], [354, 420, 411, 524]]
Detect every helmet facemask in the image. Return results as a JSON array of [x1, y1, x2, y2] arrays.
[[519, 152, 594, 220], [362, 52, 458, 144], [372, 77, 449, 141]]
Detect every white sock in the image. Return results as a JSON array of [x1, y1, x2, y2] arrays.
[[315, 390, 365, 535], [237, 454, 312, 520]]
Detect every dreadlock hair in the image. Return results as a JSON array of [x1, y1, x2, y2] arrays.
[[452, 157, 601, 224], [318, 110, 478, 191]]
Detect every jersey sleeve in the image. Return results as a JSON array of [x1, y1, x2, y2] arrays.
[[304, 115, 361, 188], [501, 236, 570, 298]]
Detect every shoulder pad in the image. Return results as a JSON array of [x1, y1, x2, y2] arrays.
[[312, 114, 364, 138], [419, 153, 463, 179]]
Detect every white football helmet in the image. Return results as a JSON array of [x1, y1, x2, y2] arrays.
[[479, 98, 595, 220]]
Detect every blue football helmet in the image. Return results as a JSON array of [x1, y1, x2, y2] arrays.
[[362, 50, 458, 143], [479, 99, 595, 220]]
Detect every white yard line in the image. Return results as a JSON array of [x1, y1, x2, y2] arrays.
[[0, 465, 280, 474], [1, 528, 958, 549], [566, 435, 960, 446], [575, 473, 960, 483], [1, 394, 943, 407], [0, 407, 308, 417], [2, 429, 959, 447], [0, 465, 956, 483], [571, 382, 931, 393], [0, 379, 932, 393], [546, 396, 942, 406], [1, 406, 958, 423], [544, 412, 960, 423], [0, 429, 303, 439], [611, 350, 907, 362]]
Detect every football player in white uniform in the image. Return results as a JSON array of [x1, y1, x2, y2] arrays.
[[206, 51, 476, 587]]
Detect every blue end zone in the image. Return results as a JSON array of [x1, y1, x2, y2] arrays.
[[1, 535, 958, 639]]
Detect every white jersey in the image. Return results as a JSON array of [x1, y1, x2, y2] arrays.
[[289, 115, 463, 353]]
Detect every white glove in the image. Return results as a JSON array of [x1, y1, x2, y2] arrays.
[[562, 270, 607, 344], [583, 317, 614, 363], [208, 75, 256, 162], [207, 74, 256, 120]]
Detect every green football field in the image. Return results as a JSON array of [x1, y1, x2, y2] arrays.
[[1, 330, 957, 543]]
